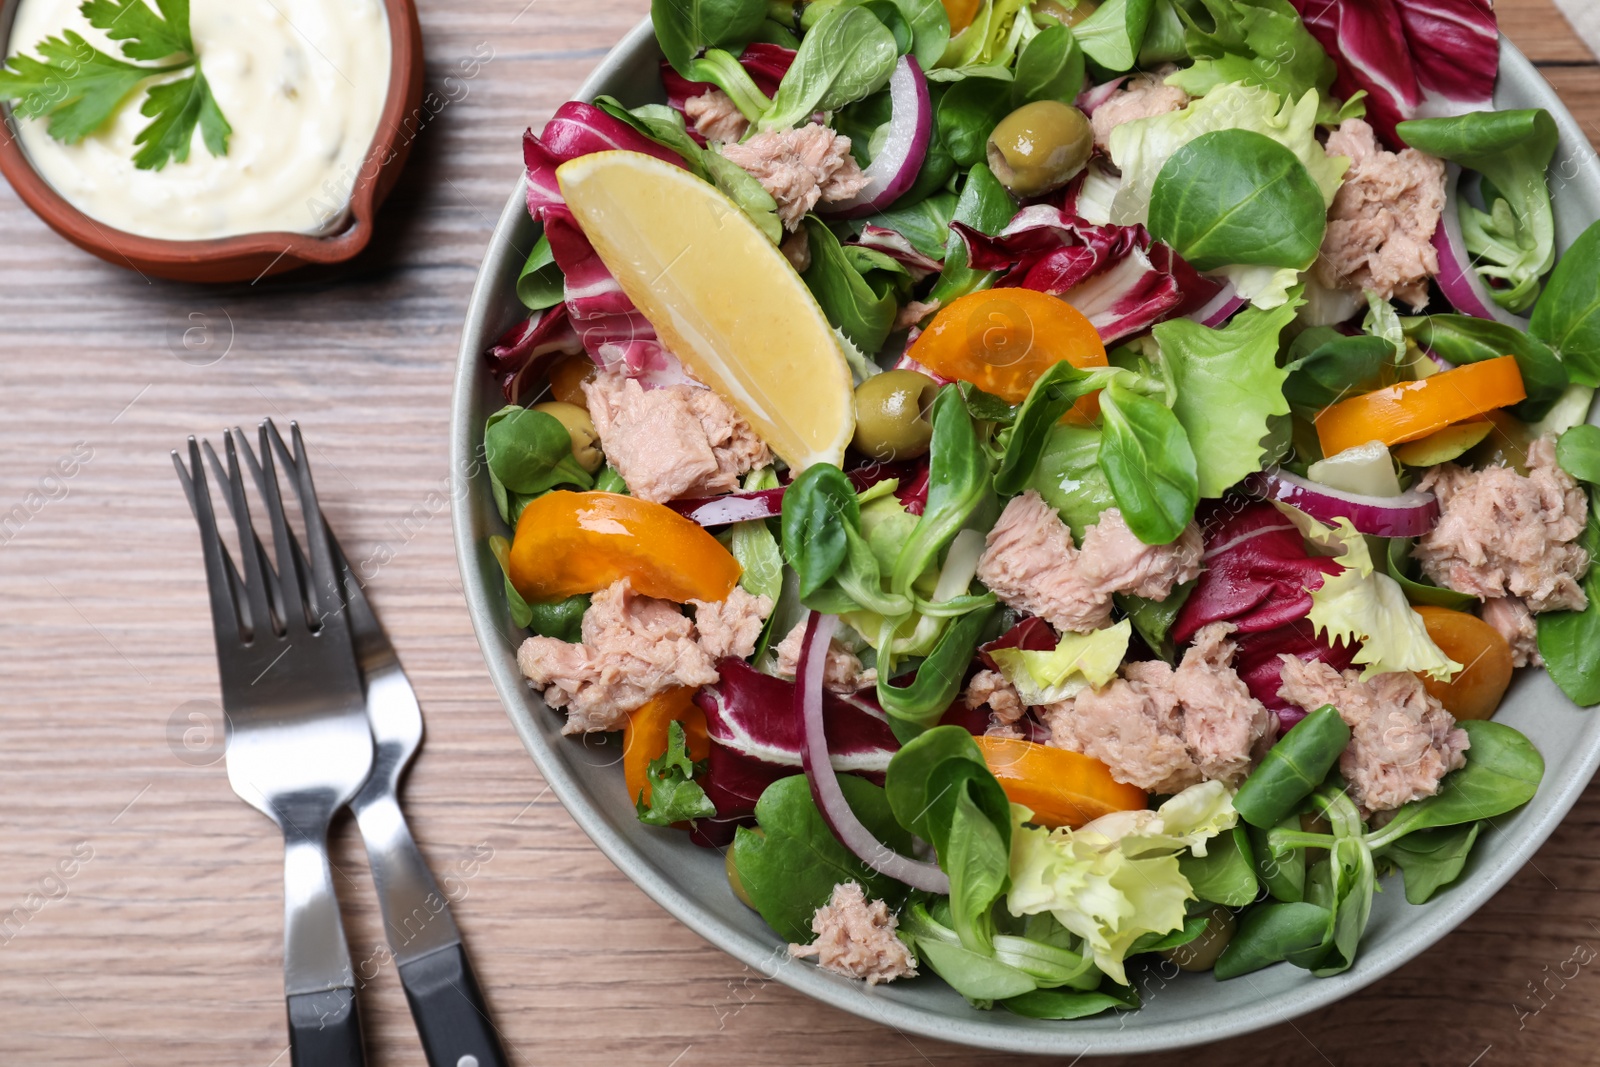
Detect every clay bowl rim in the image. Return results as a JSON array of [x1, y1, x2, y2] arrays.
[[0, 0, 425, 282]]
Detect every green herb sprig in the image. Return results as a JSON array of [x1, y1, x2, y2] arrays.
[[0, 0, 231, 170]]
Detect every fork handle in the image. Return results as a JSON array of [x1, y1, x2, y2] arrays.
[[287, 987, 365, 1067], [399, 943, 509, 1067]]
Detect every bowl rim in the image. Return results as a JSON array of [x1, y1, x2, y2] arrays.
[[450, 23, 1600, 1055], [0, 0, 425, 282]]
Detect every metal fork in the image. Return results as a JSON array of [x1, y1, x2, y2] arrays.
[[173, 423, 372, 1067], [233, 430, 510, 1067]]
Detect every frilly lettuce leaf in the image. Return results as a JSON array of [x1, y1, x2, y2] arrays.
[[1210, 263, 1304, 310], [1153, 292, 1302, 498], [1108, 83, 1349, 229], [1006, 782, 1237, 985], [1277, 508, 1463, 681], [987, 620, 1132, 705], [935, 0, 1034, 74]]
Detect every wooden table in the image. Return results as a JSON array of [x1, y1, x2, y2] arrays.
[[1, 1, 1597, 1063]]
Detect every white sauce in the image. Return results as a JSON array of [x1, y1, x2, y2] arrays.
[[9, 0, 392, 240]]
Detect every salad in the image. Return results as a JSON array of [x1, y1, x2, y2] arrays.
[[478, 0, 1600, 1020]]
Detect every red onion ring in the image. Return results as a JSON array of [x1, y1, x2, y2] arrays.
[[1247, 468, 1440, 538], [796, 612, 950, 894], [1187, 283, 1247, 328], [820, 56, 932, 219]]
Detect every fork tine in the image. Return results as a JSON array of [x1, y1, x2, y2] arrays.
[[233, 426, 298, 631], [202, 437, 275, 640], [266, 420, 341, 630], [172, 438, 247, 646], [206, 433, 288, 631]]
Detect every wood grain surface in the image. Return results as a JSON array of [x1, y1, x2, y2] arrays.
[[1, 2, 1598, 1064]]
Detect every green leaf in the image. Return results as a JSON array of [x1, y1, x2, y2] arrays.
[[1002, 984, 1138, 1019], [652, 0, 768, 74], [1536, 499, 1600, 705], [1233, 705, 1350, 829], [1399, 110, 1558, 315], [858, 190, 959, 259], [516, 234, 564, 311], [1281, 328, 1395, 419], [802, 0, 951, 67], [1155, 295, 1298, 498], [82, 0, 192, 60], [890, 387, 992, 594], [996, 361, 1123, 494], [592, 96, 709, 175], [0, 32, 151, 142], [874, 603, 996, 733], [1380, 822, 1482, 905], [482, 405, 594, 498], [936, 74, 1014, 168], [131, 67, 230, 170], [801, 218, 899, 353], [1027, 422, 1116, 535], [759, 6, 900, 131], [1165, 0, 1336, 109], [1118, 583, 1191, 662], [487, 535, 535, 630], [704, 147, 784, 244], [1097, 380, 1199, 545], [1147, 128, 1326, 272], [1557, 424, 1600, 485], [1383, 536, 1479, 610], [1009, 24, 1083, 109], [1366, 720, 1545, 850], [527, 594, 589, 643], [636, 721, 717, 826], [1401, 314, 1569, 423], [780, 463, 858, 596], [1179, 826, 1259, 907], [1213, 901, 1331, 979], [729, 774, 915, 942], [1531, 217, 1600, 387], [1073, 0, 1156, 73], [1248, 816, 1306, 903], [928, 163, 1015, 305]]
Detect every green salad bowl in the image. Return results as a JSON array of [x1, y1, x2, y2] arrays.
[[451, 20, 1600, 1054]]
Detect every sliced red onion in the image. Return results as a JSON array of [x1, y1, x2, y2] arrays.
[[667, 487, 786, 525], [1432, 164, 1531, 329], [1187, 283, 1247, 328], [1076, 76, 1129, 116], [797, 612, 950, 894], [1247, 468, 1440, 538], [820, 56, 932, 219], [891, 352, 952, 385]]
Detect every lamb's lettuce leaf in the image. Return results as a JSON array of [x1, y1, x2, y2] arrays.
[[1165, 0, 1339, 116]]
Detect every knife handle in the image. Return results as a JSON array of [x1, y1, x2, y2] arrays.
[[286, 987, 365, 1067], [398, 943, 509, 1067]]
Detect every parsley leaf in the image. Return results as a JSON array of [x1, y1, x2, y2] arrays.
[[0, 32, 149, 141], [0, 0, 229, 166], [635, 721, 716, 827], [133, 67, 229, 169], [81, 0, 193, 61]]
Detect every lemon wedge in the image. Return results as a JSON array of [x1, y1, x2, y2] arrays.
[[556, 151, 855, 471]]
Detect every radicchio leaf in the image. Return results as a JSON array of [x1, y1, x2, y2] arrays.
[[487, 303, 585, 404], [1233, 625, 1359, 727], [1172, 501, 1344, 644], [851, 225, 944, 281], [951, 205, 1221, 343], [1291, 0, 1497, 146]]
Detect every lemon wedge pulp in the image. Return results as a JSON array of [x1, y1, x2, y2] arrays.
[[555, 150, 856, 471]]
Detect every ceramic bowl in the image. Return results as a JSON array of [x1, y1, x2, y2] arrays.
[[451, 21, 1600, 1054], [0, 0, 424, 282]]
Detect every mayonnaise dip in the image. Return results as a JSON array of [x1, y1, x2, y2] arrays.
[[8, 0, 392, 240]]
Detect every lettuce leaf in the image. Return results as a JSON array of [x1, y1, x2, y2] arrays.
[[987, 620, 1132, 705], [1279, 509, 1462, 681], [1164, 0, 1341, 119], [1007, 782, 1237, 985], [1153, 293, 1301, 498], [1108, 83, 1348, 230]]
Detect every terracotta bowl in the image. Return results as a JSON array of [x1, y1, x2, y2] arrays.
[[0, 0, 424, 282]]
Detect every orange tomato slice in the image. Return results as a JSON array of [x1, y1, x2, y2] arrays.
[[509, 491, 741, 603], [623, 687, 709, 806], [1413, 606, 1515, 721], [906, 289, 1108, 422], [1314, 356, 1526, 458], [973, 735, 1148, 828], [942, 0, 983, 34]]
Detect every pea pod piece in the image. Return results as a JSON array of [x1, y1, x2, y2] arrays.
[[1233, 705, 1350, 829]]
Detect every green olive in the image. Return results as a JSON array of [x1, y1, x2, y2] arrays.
[[1034, 0, 1098, 26], [986, 100, 1093, 199], [852, 370, 939, 461], [726, 832, 759, 909], [531, 401, 603, 473], [1159, 906, 1237, 973]]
